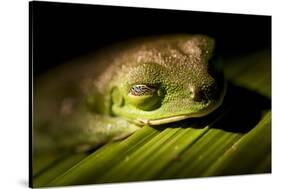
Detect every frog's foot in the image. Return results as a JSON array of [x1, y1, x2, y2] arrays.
[[74, 120, 139, 153], [75, 117, 140, 152]]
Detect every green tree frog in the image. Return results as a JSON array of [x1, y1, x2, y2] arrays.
[[33, 35, 226, 152]]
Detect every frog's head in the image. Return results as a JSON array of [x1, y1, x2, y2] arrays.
[[109, 35, 226, 125]]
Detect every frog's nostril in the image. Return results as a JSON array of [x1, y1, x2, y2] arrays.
[[190, 84, 217, 102], [190, 87, 205, 102]]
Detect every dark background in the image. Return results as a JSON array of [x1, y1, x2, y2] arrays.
[[30, 1, 271, 76]]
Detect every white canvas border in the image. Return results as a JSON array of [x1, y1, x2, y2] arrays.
[[0, 0, 279, 189]]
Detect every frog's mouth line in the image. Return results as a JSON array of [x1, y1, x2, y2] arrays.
[[137, 80, 227, 126]]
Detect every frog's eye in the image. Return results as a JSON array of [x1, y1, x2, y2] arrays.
[[129, 85, 156, 96], [127, 84, 161, 111]]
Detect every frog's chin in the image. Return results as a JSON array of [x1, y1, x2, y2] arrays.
[[135, 109, 211, 126], [137, 114, 192, 125]]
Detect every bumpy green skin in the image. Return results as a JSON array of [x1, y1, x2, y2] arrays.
[[34, 35, 225, 152]]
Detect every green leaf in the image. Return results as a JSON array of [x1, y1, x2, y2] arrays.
[[32, 50, 271, 187]]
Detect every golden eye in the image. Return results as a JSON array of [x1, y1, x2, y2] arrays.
[[129, 85, 156, 96]]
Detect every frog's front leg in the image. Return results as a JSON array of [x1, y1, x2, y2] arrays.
[[34, 112, 140, 153], [71, 114, 141, 152]]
